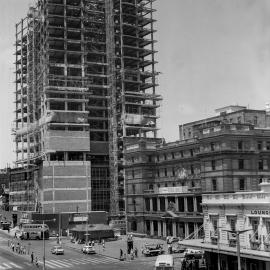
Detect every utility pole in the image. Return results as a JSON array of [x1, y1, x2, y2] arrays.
[[223, 229, 252, 270]]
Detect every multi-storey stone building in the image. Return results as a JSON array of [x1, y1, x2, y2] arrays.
[[125, 106, 270, 240]]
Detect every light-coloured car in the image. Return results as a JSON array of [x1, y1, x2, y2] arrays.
[[51, 246, 64, 255], [82, 245, 96, 254]]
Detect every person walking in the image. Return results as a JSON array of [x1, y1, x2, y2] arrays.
[[102, 239, 105, 251], [31, 252, 34, 264], [134, 247, 138, 258], [35, 257, 39, 268]]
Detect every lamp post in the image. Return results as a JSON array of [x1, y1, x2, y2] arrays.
[[223, 229, 252, 270], [42, 218, 56, 270]]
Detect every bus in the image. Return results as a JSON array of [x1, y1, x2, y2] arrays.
[[19, 223, 50, 240], [109, 219, 126, 235], [155, 255, 174, 270]]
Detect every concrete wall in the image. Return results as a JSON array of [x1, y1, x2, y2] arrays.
[[41, 161, 91, 213]]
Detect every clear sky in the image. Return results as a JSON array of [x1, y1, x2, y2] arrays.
[[1, 0, 270, 167]]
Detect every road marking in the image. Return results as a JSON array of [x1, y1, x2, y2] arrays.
[[50, 260, 73, 267], [62, 258, 84, 265], [7, 262, 23, 269], [42, 261, 62, 269]]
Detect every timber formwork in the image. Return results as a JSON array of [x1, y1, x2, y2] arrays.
[[14, 0, 161, 215]]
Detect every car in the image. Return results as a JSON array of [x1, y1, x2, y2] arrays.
[[166, 236, 179, 244], [51, 246, 64, 255], [82, 245, 96, 254], [142, 243, 165, 257], [172, 243, 186, 253]]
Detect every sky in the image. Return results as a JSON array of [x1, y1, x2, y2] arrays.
[[1, 0, 270, 167]]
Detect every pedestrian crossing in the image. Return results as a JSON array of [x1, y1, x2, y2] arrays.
[[37, 256, 125, 269], [0, 262, 23, 269]]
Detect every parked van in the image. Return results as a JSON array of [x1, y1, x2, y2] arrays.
[[155, 254, 174, 270]]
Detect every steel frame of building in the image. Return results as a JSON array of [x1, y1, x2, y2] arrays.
[[14, 0, 161, 215]]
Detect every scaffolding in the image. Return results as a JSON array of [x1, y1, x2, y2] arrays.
[[14, 0, 161, 215]]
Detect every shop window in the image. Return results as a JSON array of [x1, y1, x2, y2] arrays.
[[250, 218, 259, 240]]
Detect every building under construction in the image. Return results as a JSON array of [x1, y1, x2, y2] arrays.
[[14, 0, 161, 215]]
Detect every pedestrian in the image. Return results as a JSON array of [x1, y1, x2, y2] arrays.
[[35, 257, 39, 268], [102, 239, 105, 251], [134, 247, 138, 258], [130, 249, 134, 260], [120, 248, 123, 257], [31, 252, 34, 264]]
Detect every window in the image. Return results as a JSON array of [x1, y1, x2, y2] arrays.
[[254, 116, 258, 125], [267, 142, 270, 151], [190, 165, 194, 174], [148, 156, 152, 162], [211, 160, 216, 170], [257, 141, 262, 151], [211, 217, 218, 233], [237, 116, 241, 123], [228, 217, 236, 231], [132, 170, 135, 178], [171, 152, 175, 159], [250, 218, 259, 240], [157, 170, 160, 177], [210, 143, 215, 151], [132, 184, 136, 194], [258, 159, 263, 170], [180, 151, 184, 158], [164, 154, 167, 160], [212, 179, 217, 191], [156, 155, 159, 162], [238, 159, 244, 170], [172, 167, 175, 177], [239, 178, 245, 191], [238, 141, 243, 150], [190, 149, 194, 156], [164, 168, 167, 177]]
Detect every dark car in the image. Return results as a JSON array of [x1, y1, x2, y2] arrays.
[[142, 243, 165, 257]]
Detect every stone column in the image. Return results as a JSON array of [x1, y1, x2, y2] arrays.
[[150, 198, 153, 212], [163, 222, 167, 237], [175, 197, 179, 212], [150, 221, 154, 236], [158, 221, 162, 236], [193, 197, 197, 212], [194, 223, 198, 238], [185, 223, 189, 238], [184, 197, 188, 212], [172, 222, 177, 237], [157, 198, 160, 212], [165, 197, 168, 210]]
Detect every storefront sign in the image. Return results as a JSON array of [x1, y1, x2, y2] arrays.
[[250, 210, 270, 215]]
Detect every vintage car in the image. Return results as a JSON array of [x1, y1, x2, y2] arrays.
[[51, 246, 64, 255], [142, 243, 165, 257], [82, 245, 96, 254], [172, 243, 186, 253]]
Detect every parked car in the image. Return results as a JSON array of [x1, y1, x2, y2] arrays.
[[172, 243, 186, 253], [51, 246, 64, 255], [142, 243, 165, 257], [82, 245, 96, 254], [166, 236, 179, 244]]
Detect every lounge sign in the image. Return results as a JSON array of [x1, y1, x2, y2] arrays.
[[250, 210, 270, 215]]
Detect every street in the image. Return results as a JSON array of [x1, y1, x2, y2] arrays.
[[0, 230, 183, 269]]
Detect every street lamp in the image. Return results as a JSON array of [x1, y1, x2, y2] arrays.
[[42, 218, 56, 270], [223, 229, 252, 270]]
